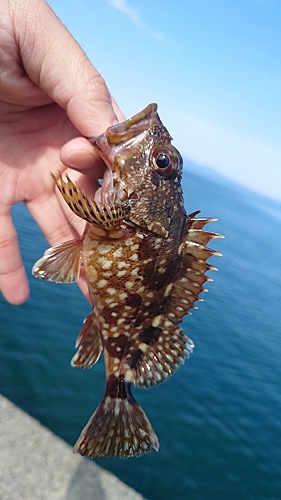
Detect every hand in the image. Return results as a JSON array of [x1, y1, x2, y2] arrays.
[[0, 0, 125, 305]]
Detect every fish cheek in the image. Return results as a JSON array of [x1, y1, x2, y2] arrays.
[[150, 171, 160, 187]]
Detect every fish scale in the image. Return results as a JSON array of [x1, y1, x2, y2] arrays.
[[32, 103, 222, 458]]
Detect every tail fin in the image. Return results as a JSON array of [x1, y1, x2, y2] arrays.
[[73, 396, 159, 458]]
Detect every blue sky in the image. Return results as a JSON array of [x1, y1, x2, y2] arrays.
[[48, 0, 281, 201]]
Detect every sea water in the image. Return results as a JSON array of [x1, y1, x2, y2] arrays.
[[0, 166, 280, 500]]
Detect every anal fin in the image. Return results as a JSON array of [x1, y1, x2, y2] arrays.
[[71, 310, 103, 368], [32, 238, 83, 283]]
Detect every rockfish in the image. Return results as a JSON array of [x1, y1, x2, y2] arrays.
[[32, 104, 221, 458]]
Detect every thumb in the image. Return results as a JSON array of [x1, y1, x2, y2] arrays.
[[13, 0, 118, 136]]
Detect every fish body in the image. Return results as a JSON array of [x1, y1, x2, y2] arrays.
[[33, 104, 221, 458]]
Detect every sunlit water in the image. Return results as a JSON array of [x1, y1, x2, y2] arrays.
[[1, 167, 281, 500]]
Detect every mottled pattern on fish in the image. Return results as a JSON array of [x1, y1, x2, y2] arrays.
[[32, 104, 222, 458]]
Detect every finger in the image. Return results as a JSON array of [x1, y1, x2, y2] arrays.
[[27, 181, 94, 305], [15, 0, 118, 136], [28, 181, 94, 304], [0, 210, 30, 305], [63, 169, 101, 199], [77, 270, 91, 305], [60, 137, 107, 179], [26, 191, 82, 248], [111, 97, 126, 122]]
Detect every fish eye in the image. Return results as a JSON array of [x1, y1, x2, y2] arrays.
[[151, 146, 182, 178], [156, 153, 170, 170]]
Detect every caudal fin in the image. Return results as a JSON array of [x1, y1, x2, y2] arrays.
[[73, 396, 159, 458]]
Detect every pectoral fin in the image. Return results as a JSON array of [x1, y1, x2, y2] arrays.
[[32, 238, 83, 283], [51, 172, 128, 230]]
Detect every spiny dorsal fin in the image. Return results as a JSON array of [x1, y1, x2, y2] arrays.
[[168, 212, 223, 319], [71, 310, 103, 368], [51, 172, 128, 229], [133, 212, 222, 388]]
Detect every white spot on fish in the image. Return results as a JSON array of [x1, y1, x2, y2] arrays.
[[125, 238, 134, 247], [117, 270, 127, 278], [164, 283, 173, 296], [97, 279, 108, 288], [152, 315, 162, 327], [113, 248, 123, 258], [125, 369, 134, 382], [117, 261, 128, 269], [98, 244, 112, 255], [125, 281, 134, 290], [129, 253, 138, 262], [138, 342, 148, 353], [97, 257, 113, 269], [130, 267, 140, 276]]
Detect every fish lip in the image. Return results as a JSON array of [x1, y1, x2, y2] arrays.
[[88, 103, 158, 148], [104, 103, 158, 146]]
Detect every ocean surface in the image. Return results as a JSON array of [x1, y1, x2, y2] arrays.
[[1, 166, 281, 500]]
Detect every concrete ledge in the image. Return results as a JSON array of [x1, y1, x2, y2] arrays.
[[0, 395, 145, 500]]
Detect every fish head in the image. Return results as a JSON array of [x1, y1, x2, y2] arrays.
[[90, 104, 185, 237]]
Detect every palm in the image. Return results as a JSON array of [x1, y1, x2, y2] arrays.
[[1, 103, 74, 205], [0, 102, 88, 303]]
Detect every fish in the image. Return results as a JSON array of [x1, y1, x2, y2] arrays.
[[32, 103, 222, 458]]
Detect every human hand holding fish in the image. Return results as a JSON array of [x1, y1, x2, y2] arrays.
[[0, 0, 124, 305]]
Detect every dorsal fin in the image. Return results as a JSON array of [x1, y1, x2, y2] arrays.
[[133, 212, 223, 388]]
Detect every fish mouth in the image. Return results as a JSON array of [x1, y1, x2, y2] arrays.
[[89, 104, 159, 205], [93, 166, 117, 205], [102, 103, 158, 146]]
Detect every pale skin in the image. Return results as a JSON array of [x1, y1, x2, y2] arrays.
[[0, 0, 125, 305]]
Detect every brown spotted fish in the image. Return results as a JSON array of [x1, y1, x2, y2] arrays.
[[32, 104, 222, 458]]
